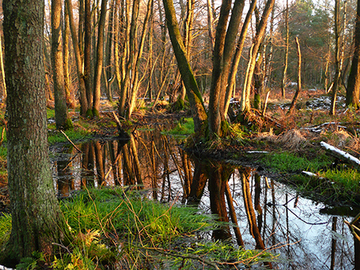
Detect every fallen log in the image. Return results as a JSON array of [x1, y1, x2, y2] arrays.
[[320, 141, 360, 170]]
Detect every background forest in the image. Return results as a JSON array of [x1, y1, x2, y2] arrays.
[[0, 0, 356, 116]]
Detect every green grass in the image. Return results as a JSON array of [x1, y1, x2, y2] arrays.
[[165, 118, 194, 136], [319, 168, 360, 193], [47, 108, 56, 119], [48, 129, 91, 145], [0, 213, 11, 248], [261, 152, 332, 173]]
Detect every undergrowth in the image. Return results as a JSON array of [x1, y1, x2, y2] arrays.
[[0, 187, 278, 269]]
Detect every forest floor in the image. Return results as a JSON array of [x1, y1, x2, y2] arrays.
[[1, 88, 360, 212]]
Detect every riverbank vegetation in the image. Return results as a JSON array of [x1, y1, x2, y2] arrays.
[[0, 187, 277, 269]]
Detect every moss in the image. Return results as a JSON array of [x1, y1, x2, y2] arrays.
[[86, 109, 93, 119], [63, 118, 74, 130], [92, 108, 100, 118]]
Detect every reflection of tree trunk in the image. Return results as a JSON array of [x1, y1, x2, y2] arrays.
[[225, 181, 244, 246], [122, 144, 133, 186], [57, 147, 74, 198], [188, 159, 208, 204], [130, 136, 142, 186], [150, 141, 158, 199], [206, 163, 232, 241], [81, 142, 95, 187], [254, 173, 262, 231], [330, 217, 337, 270], [181, 149, 192, 197], [241, 168, 265, 249], [94, 141, 105, 185]]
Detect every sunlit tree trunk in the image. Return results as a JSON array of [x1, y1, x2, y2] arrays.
[[93, 0, 108, 117], [281, 0, 289, 99], [240, 0, 275, 113], [208, 0, 245, 136], [330, 0, 341, 115], [63, 3, 73, 108], [163, 0, 207, 133], [224, 0, 257, 117], [128, 0, 154, 118], [346, 0, 360, 109], [0, 34, 6, 100], [66, 0, 88, 116], [105, 0, 115, 102], [119, 0, 140, 117], [1, 0, 69, 265], [206, 0, 215, 51], [51, 0, 72, 130], [84, 0, 93, 113], [288, 37, 302, 114]]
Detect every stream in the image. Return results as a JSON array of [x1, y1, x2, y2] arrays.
[[50, 122, 357, 269]]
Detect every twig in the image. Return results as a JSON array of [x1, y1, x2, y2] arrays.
[[149, 248, 220, 269], [60, 130, 82, 152], [52, 242, 72, 254]]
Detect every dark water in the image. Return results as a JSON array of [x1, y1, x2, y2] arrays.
[[50, 125, 357, 269]]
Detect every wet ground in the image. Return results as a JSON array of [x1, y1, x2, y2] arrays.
[[50, 121, 357, 269]]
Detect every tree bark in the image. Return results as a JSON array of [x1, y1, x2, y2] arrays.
[[346, 0, 360, 109], [1, 0, 68, 265], [281, 0, 289, 99], [240, 0, 275, 113], [224, 0, 257, 117], [51, 0, 72, 130], [288, 37, 302, 114], [330, 0, 341, 115], [66, 0, 88, 116], [93, 0, 108, 117], [84, 0, 93, 112], [163, 0, 207, 133]]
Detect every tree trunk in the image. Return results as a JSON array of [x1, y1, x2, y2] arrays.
[[63, 3, 73, 108], [66, 0, 88, 116], [84, 0, 93, 113], [105, 0, 115, 102], [1, 0, 68, 265], [330, 0, 341, 115], [0, 34, 6, 100], [163, 0, 207, 133], [93, 0, 108, 117], [208, 0, 245, 135], [224, 0, 257, 117], [51, 0, 72, 130], [240, 0, 275, 113], [346, 0, 360, 109], [288, 37, 302, 114], [281, 0, 289, 99], [118, 0, 140, 117], [128, 0, 154, 118]]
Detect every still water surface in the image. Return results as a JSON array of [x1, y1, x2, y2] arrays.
[[50, 123, 356, 269]]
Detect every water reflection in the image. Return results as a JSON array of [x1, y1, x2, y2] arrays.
[[50, 129, 356, 269]]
